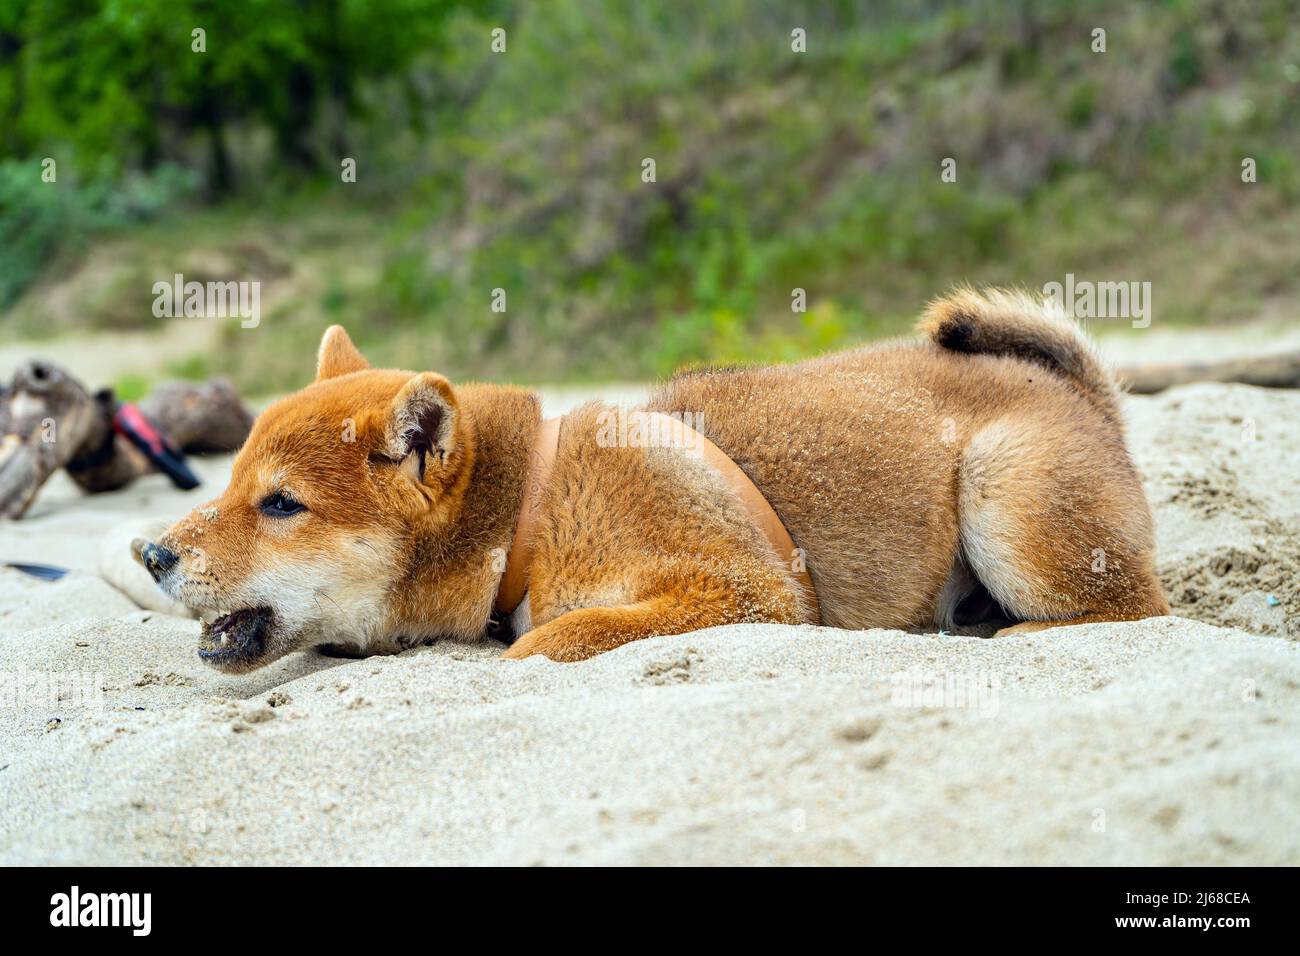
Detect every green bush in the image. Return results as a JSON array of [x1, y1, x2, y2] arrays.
[[0, 160, 196, 307]]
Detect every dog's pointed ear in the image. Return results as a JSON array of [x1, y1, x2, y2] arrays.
[[316, 325, 370, 381], [386, 373, 459, 484]]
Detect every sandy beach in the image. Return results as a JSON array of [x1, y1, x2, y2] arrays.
[[1, 375, 1297, 865]]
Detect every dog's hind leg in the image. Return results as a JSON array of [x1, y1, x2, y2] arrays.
[[956, 416, 1169, 635]]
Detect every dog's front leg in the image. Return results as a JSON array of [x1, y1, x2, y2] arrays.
[[501, 593, 736, 662]]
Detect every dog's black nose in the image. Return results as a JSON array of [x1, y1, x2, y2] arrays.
[[141, 542, 179, 581]]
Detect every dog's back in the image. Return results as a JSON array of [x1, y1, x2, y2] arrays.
[[649, 288, 1165, 631]]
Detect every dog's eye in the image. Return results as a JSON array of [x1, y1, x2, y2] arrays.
[[260, 491, 306, 518]]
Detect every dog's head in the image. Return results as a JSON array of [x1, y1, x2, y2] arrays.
[[136, 326, 474, 673]]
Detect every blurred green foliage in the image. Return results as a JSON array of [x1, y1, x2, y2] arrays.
[[2, 0, 1299, 392], [0, 159, 196, 306], [1, 0, 495, 184]]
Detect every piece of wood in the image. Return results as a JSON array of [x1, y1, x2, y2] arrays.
[[0, 361, 106, 518], [1116, 349, 1300, 394], [137, 378, 254, 453], [0, 360, 254, 518]]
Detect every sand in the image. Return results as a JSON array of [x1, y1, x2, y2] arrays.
[[1, 379, 1297, 865]]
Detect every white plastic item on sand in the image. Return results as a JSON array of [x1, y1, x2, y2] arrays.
[[97, 519, 196, 618]]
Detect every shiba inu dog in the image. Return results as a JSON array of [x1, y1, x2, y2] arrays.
[[137, 288, 1169, 672]]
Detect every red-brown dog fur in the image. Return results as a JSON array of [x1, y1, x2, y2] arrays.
[[144, 288, 1168, 671]]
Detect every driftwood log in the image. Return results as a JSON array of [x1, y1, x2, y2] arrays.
[[1116, 349, 1300, 394], [0, 360, 253, 519]]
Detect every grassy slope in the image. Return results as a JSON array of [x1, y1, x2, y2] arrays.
[[5, 0, 1299, 396]]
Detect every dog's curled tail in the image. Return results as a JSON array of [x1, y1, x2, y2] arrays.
[[919, 286, 1119, 413]]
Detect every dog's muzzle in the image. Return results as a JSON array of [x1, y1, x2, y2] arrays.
[[140, 542, 179, 582]]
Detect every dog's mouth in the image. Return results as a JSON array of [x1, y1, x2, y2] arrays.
[[198, 606, 276, 670]]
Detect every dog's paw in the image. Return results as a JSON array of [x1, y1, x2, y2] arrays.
[[500, 633, 551, 660], [500, 631, 588, 662], [500, 640, 537, 660], [993, 620, 1057, 637]]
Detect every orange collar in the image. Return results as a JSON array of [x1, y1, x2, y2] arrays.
[[493, 412, 821, 624]]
